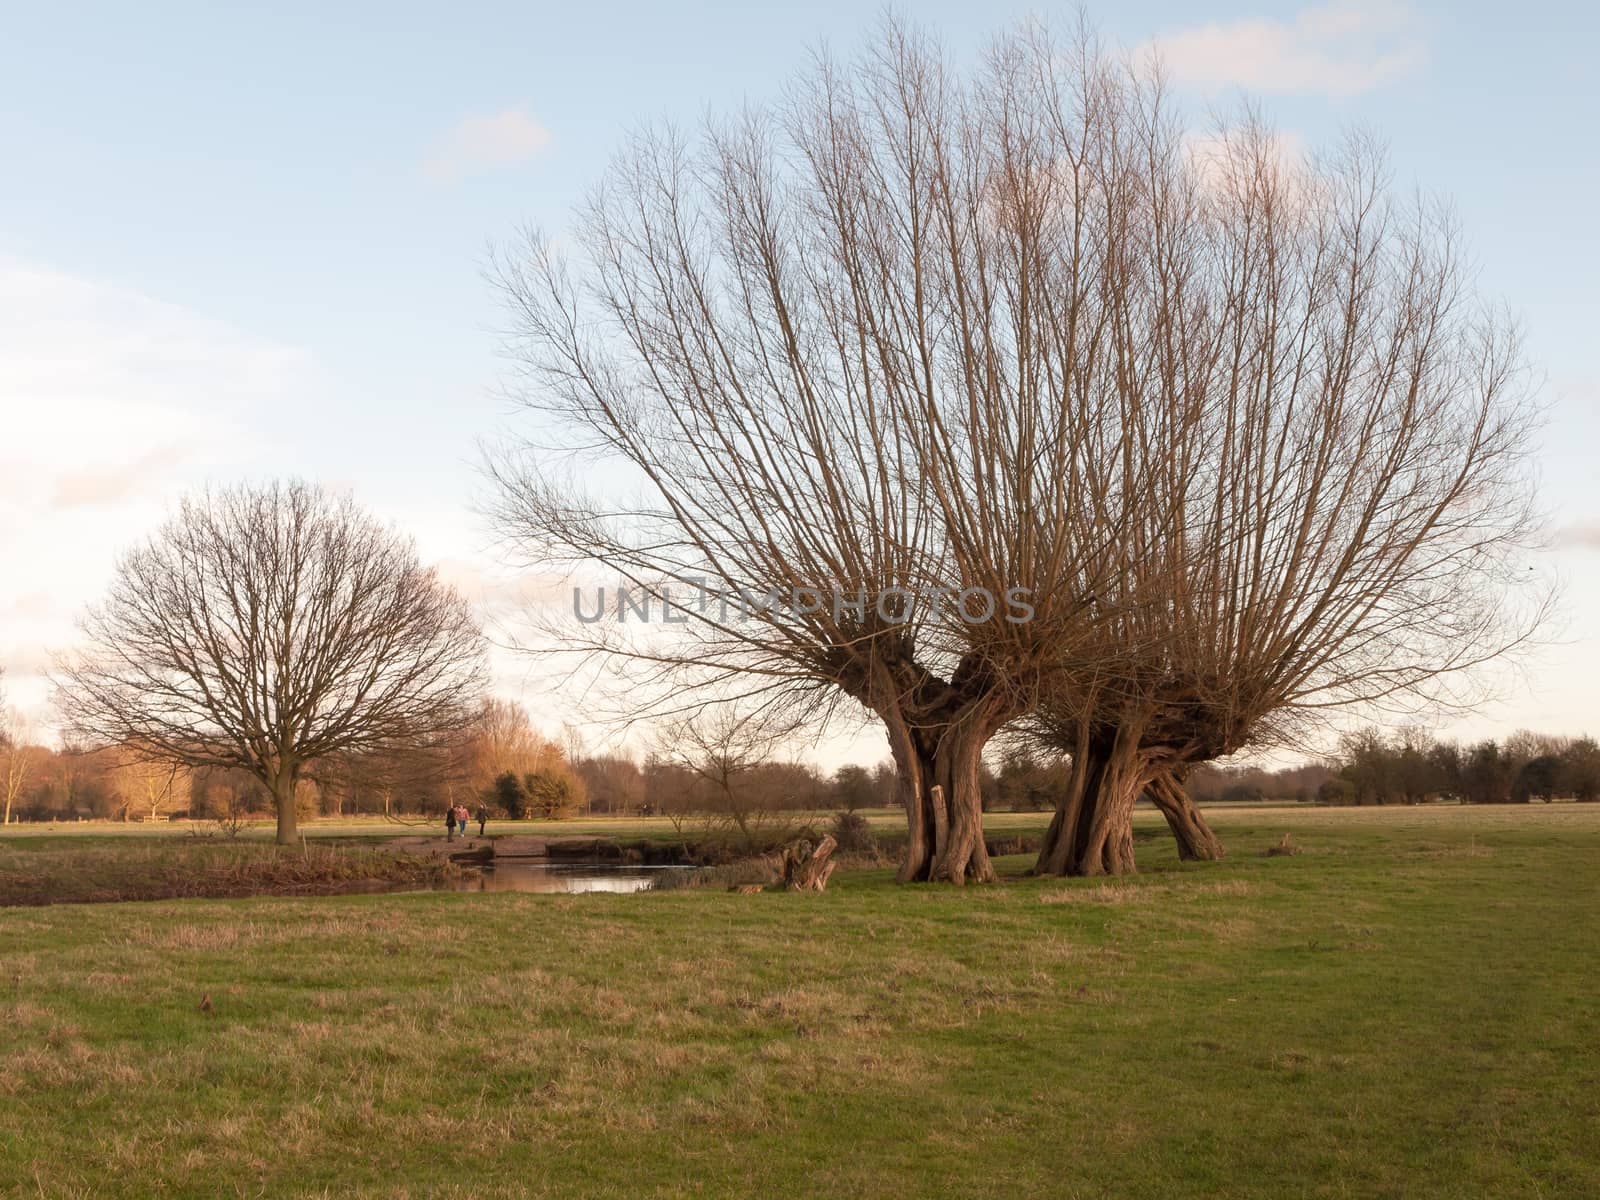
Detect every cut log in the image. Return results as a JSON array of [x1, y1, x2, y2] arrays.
[[778, 834, 838, 892]]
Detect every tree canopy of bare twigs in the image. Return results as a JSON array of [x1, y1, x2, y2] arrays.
[[490, 16, 1547, 881], [55, 480, 488, 844]]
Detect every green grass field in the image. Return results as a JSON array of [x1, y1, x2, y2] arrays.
[[3, 805, 1598, 1198]]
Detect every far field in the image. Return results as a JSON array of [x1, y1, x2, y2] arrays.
[[0, 806, 1065, 844], [3, 805, 1598, 1198]]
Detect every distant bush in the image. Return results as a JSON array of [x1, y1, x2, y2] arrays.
[[1317, 778, 1358, 807], [492, 771, 528, 819], [830, 810, 875, 853], [524, 768, 580, 818]]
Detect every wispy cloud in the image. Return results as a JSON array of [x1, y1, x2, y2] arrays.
[[1185, 128, 1308, 191], [424, 105, 552, 182], [1148, 0, 1426, 98], [1555, 524, 1600, 551], [50, 443, 193, 509], [2, 593, 55, 621], [433, 558, 571, 616]]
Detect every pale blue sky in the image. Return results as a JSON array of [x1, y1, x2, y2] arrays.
[[1, 1, 1596, 762]]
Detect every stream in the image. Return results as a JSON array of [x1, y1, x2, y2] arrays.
[[448, 862, 695, 894]]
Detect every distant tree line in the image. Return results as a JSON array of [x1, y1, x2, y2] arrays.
[[0, 697, 908, 825], [11, 705, 1597, 826], [1182, 762, 1334, 806], [1317, 730, 1600, 806], [3, 688, 581, 825]]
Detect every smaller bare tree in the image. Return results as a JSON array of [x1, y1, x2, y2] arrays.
[[56, 481, 488, 844], [112, 751, 187, 822], [654, 703, 807, 852], [1, 700, 42, 826]]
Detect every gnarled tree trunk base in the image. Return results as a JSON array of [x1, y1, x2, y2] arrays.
[[1034, 728, 1145, 876], [1035, 729, 1230, 875], [1147, 771, 1224, 861], [887, 718, 997, 885]]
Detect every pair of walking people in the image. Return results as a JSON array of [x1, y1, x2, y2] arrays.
[[445, 803, 488, 840]]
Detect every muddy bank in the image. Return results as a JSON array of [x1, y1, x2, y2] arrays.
[[375, 834, 692, 866], [372, 828, 1048, 873], [0, 843, 457, 907]]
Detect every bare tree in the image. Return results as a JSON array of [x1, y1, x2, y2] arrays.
[[652, 701, 806, 851], [1, 687, 43, 826], [490, 19, 1142, 883], [110, 752, 188, 823], [1027, 118, 1547, 875], [56, 481, 488, 844], [476, 697, 565, 782]]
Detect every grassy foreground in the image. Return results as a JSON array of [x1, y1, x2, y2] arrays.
[[2, 806, 1598, 1198]]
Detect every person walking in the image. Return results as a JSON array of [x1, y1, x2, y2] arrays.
[[444, 805, 456, 841], [455, 803, 470, 839], [476, 804, 489, 837]]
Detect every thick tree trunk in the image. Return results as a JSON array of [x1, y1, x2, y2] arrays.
[[1037, 725, 1229, 874], [1034, 736, 1106, 876], [892, 732, 937, 883], [272, 768, 299, 846], [1074, 731, 1145, 876], [1035, 725, 1149, 877], [932, 718, 995, 883], [885, 710, 996, 885], [1146, 770, 1224, 861]]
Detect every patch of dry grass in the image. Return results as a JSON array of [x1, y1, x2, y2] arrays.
[[1039, 878, 1258, 905]]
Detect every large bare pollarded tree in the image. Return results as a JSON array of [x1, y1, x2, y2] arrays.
[[57, 481, 488, 843], [1026, 118, 1547, 876]]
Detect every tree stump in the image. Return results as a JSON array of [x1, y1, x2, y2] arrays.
[[1264, 832, 1302, 857], [779, 834, 838, 892]]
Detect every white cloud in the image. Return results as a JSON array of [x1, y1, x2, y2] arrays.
[[1149, 0, 1426, 97], [424, 106, 553, 182], [0, 259, 301, 484], [50, 443, 194, 508]]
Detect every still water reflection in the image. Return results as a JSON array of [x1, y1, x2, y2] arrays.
[[451, 862, 692, 894]]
